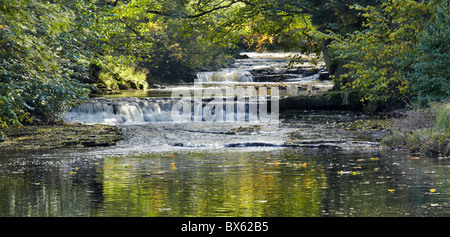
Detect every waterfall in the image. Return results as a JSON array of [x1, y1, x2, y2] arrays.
[[64, 98, 174, 124], [196, 70, 253, 83], [64, 96, 275, 125]]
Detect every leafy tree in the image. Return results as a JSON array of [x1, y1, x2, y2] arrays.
[[1, 0, 92, 129], [327, 0, 432, 111], [410, 0, 450, 104], [293, 0, 384, 76]]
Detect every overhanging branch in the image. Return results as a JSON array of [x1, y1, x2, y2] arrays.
[[146, 0, 309, 19], [147, 0, 240, 18]]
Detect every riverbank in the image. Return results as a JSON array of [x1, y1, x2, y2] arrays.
[[0, 124, 122, 151], [381, 102, 450, 158]]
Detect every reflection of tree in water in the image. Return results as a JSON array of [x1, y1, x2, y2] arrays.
[[70, 159, 106, 212]]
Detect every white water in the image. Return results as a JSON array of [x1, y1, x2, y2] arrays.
[[63, 52, 337, 152], [196, 69, 253, 83], [64, 98, 174, 124]]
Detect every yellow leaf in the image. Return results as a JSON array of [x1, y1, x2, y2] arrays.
[[430, 189, 436, 193]]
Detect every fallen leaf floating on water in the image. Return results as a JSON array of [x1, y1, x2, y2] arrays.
[[338, 171, 352, 175]]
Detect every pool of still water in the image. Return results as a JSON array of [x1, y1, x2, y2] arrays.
[[0, 147, 448, 217]]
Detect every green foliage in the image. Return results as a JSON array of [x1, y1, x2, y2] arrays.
[[1, 0, 91, 128], [410, 0, 450, 104], [91, 0, 242, 83], [97, 59, 148, 91], [327, 0, 431, 110]]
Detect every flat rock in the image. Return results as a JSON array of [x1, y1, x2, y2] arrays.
[[0, 124, 122, 151]]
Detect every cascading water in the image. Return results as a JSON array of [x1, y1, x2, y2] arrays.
[[64, 98, 174, 124], [63, 52, 334, 151], [196, 69, 253, 83], [64, 96, 273, 125]]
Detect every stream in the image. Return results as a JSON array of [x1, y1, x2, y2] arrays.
[[0, 52, 448, 217]]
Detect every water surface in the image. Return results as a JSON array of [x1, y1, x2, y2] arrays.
[[0, 147, 448, 217]]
